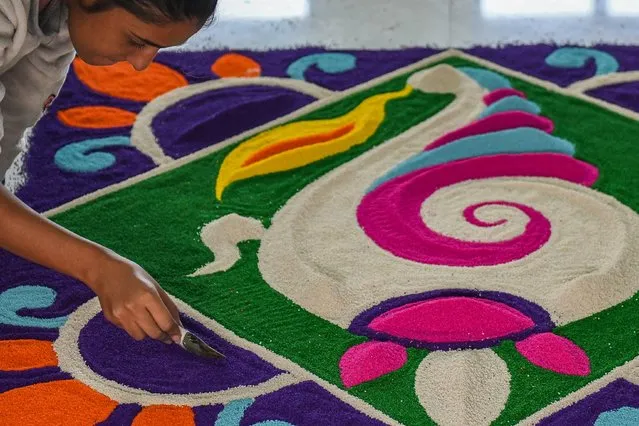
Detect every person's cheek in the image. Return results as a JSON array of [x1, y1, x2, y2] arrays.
[[103, 36, 130, 63]]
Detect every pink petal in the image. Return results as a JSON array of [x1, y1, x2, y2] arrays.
[[369, 297, 535, 343], [339, 341, 407, 388], [483, 88, 526, 105], [515, 332, 591, 376]]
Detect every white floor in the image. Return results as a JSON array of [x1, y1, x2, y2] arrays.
[[177, 0, 639, 50]]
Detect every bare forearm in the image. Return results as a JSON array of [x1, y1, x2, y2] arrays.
[[0, 184, 108, 288], [0, 186, 183, 344]]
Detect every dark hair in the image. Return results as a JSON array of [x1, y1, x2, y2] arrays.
[[84, 0, 218, 26]]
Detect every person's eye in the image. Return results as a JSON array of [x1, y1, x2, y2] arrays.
[[129, 39, 146, 49]]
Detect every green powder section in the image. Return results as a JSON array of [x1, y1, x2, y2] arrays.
[[52, 57, 639, 425]]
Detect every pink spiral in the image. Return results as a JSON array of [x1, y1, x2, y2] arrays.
[[356, 153, 598, 266]]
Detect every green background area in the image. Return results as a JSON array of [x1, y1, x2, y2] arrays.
[[53, 56, 639, 425]]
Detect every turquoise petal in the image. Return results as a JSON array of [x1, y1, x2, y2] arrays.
[[0, 285, 68, 328], [55, 136, 131, 173], [458, 67, 512, 90], [287, 53, 357, 80], [368, 127, 574, 192], [479, 96, 541, 119], [595, 407, 639, 426], [215, 398, 255, 426], [546, 47, 619, 76]]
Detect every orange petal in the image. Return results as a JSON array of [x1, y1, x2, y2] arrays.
[[0, 339, 58, 371], [0, 379, 118, 425], [58, 106, 137, 129], [73, 58, 188, 102], [133, 405, 195, 426], [212, 53, 262, 78]]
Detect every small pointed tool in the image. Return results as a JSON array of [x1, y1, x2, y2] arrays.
[[177, 326, 225, 359]]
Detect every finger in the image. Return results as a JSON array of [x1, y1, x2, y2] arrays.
[[145, 296, 181, 343], [123, 320, 146, 341], [111, 319, 124, 329], [103, 311, 123, 329], [157, 288, 183, 326], [99, 303, 123, 329], [135, 307, 168, 342]]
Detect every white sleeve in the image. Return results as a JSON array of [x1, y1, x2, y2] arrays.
[[0, 55, 69, 164], [0, 1, 74, 179], [0, 0, 21, 177]]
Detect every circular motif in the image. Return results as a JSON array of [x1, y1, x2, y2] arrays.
[[54, 299, 297, 406]]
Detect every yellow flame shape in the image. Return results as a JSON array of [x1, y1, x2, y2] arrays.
[[215, 85, 413, 200]]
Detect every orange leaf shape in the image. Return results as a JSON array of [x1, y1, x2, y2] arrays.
[[58, 106, 137, 129], [0, 339, 58, 371], [0, 380, 118, 425], [73, 58, 188, 102], [212, 53, 262, 78], [133, 405, 195, 426], [243, 123, 355, 166]]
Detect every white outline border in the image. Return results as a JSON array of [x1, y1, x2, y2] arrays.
[[568, 70, 639, 93]]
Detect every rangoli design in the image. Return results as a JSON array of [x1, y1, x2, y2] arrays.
[[2, 45, 638, 425]]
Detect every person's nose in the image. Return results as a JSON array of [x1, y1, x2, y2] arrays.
[[127, 47, 159, 71]]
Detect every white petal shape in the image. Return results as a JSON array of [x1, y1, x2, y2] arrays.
[[415, 349, 511, 426], [190, 214, 265, 277]]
